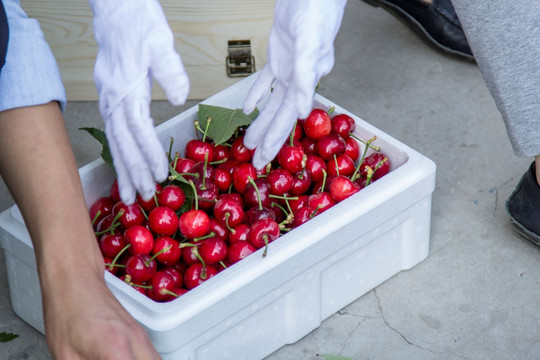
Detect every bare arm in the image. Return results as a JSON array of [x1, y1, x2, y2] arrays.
[[0, 102, 160, 360]]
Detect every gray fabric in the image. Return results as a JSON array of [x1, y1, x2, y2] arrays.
[[451, 0, 540, 157]]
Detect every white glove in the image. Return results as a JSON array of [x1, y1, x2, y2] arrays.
[[89, 0, 189, 204], [243, 0, 347, 169]]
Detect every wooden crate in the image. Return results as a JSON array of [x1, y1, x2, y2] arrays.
[[21, 1, 274, 101]]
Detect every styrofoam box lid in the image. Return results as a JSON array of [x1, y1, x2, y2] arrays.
[[1, 72, 436, 333]]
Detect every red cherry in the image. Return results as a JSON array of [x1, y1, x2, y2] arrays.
[[124, 224, 154, 255], [126, 253, 157, 283], [344, 136, 360, 162], [173, 157, 195, 174], [232, 162, 257, 194], [184, 263, 218, 290], [359, 152, 390, 181], [243, 178, 272, 209], [152, 236, 181, 266], [227, 241, 257, 264], [244, 206, 276, 225], [331, 113, 355, 138], [329, 175, 361, 202], [181, 243, 201, 265], [148, 206, 178, 236], [293, 206, 318, 228], [229, 224, 251, 244], [304, 108, 332, 140], [158, 184, 186, 211], [213, 144, 230, 162], [147, 271, 176, 302], [207, 218, 229, 242], [193, 179, 218, 211], [113, 201, 145, 229], [89, 196, 115, 228], [178, 209, 210, 240], [161, 266, 184, 288], [214, 168, 232, 193], [231, 135, 254, 162], [300, 136, 317, 155], [277, 144, 306, 173], [110, 179, 121, 203], [249, 217, 281, 256], [136, 183, 162, 213], [199, 238, 228, 265], [291, 121, 304, 141], [305, 154, 327, 183], [287, 194, 309, 214], [100, 233, 128, 259], [266, 168, 293, 195], [185, 139, 215, 163], [316, 133, 347, 160], [290, 169, 312, 196], [213, 197, 244, 229], [327, 154, 356, 177], [307, 192, 336, 213]]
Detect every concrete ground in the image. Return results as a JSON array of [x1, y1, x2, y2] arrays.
[[2, 1, 539, 359]]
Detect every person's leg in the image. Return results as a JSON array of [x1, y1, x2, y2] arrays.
[[451, 0, 540, 245], [363, 0, 474, 60]]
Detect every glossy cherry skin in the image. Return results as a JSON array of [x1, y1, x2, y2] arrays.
[[249, 217, 281, 250], [109, 179, 121, 203], [213, 197, 245, 229], [161, 266, 184, 288], [100, 233, 128, 259], [184, 263, 218, 290], [207, 218, 229, 242], [344, 136, 360, 162], [185, 139, 215, 163], [290, 169, 312, 196], [194, 179, 218, 211], [148, 206, 178, 236], [89, 196, 115, 228], [244, 206, 276, 225], [327, 154, 356, 177], [126, 253, 157, 283], [330, 175, 361, 202], [229, 224, 251, 243], [136, 183, 162, 213], [231, 135, 254, 162], [158, 184, 186, 211], [331, 113, 355, 138], [178, 209, 210, 239], [293, 206, 317, 228], [359, 152, 390, 181], [152, 236, 181, 266], [232, 162, 257, 194], [227, 241, 257, 264], [147, 271, 176, 302], [124, 225, 154, 255], [214, 168, 232, 193], [113, 201, 145, 229], [316, 133, 347, 160], [266, 168, 294, 195], [213, 144, 230, 162], [173, 157, 195, 174], [199, 238, 228, 265], [305, 154, 327, 183], [243, 178, 272, 209], [277, 144, 305, 173], [304, 108, 332, 140], [300, 136, 317, 155], [307, 192, 337, 213]]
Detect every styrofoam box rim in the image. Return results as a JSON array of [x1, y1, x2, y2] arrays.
[[1, 72, 436, 335]]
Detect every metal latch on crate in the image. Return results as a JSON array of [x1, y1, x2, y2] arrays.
[[226, 40, 256, 77]]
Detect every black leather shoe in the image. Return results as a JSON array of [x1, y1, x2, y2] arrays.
[[363, 0, 474, 61], [506, 162, 540, 247]]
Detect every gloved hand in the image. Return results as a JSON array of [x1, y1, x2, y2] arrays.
[[89, 0, 189, 204], [243, 0, 347, 169]]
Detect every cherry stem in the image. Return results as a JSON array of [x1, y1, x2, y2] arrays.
[[201, 153, 208, 190], [364, 157, 388, 186], [194, 231, 216, 242], [327, 106, 335, 115], [188, 180, 199, 210], [91, 210, 101, 228], [262, 235, 269, 258], [319, 170, 328, 193], [209, 158, 227, 165], [147, 245, 172, 266], [109, 243, 131, 272], [248, 177, 263, 210], [194, 120, 201, 140], [333, 154, 340, 176], [202, 117, 211, 142], [289, 120, 296, 146], [219, 260, 227, 269], [350, 133, 380, 151], [351, 136, 377, 181], [95, 208, 124, 236], [224, 212, 236, 234]]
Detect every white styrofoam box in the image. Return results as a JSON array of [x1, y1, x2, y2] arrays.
[[0, 72, 436, 360]]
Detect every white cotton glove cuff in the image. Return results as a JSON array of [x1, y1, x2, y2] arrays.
[[243, 0, 347, 169], [89, 0, 190, 204]]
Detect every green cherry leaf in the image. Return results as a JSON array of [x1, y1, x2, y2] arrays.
[[0, 331, 19, 343], [79, 127, 115, 174], [197, 104, 259, 145]]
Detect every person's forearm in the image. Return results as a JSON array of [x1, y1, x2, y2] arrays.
[[0, 102, 103, 288]]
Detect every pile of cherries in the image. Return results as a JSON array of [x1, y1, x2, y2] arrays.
[[89, 107, 390, 302]]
